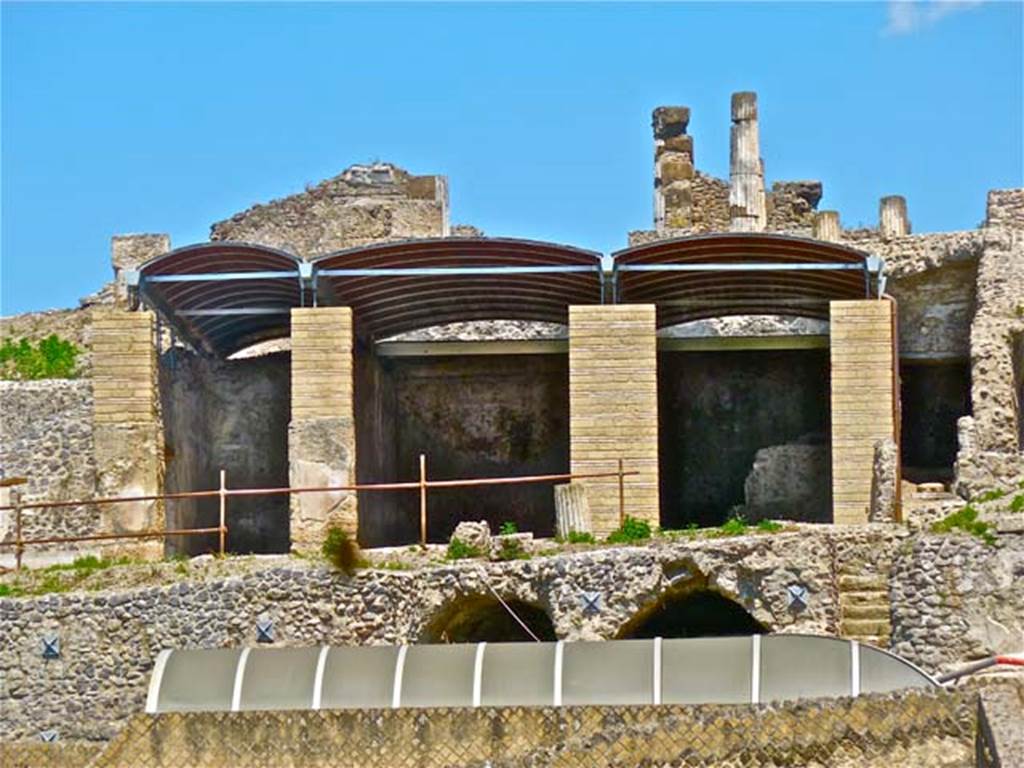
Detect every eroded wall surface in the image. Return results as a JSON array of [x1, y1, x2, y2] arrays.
[[209, 163, 448, 257]]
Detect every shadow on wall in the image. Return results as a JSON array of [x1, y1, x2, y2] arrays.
[[423, 594, 557, 644], [618, 589, 767, 640]]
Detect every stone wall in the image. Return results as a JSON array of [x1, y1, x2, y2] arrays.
[[209, 163, 448, 258], [1, 526, 1021, 742], [0, 380, 100, 559], [955, 190, 1024, 497]]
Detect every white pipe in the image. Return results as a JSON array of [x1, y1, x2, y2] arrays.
[[311, 646, 330, 710], [750, 635, 761, 704], [145, 649, 172, 714], [553, 641, 565, 706], [472, 642, 487, 707], [230, 648, 251, 712], [652, 637, 663, 705], [392, 646, 408, 709]]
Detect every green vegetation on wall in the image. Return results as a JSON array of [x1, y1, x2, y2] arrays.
[[0, 335, 81, 380]]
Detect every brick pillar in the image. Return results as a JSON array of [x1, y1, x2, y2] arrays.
[[92, 309, 164, 555], [569, 305, 659, 536], [289, 307, 357, 551], [830, 300, 896, 524]]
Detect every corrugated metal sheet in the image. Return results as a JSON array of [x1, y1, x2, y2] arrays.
[[612, 233, 877, 327]]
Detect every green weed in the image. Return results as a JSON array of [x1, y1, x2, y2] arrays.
[[606, 516, 652, 544], [931, 505, 996, 545], [498, 521, 518, 536], [0, 335, 81, 380], [445, 537, 483, 561]]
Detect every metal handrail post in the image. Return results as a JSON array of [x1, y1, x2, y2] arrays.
[[219, 470, 227, 556]]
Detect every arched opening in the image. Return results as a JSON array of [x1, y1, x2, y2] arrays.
[[423, 595, 557, 644], [618, 589, 767, 639]]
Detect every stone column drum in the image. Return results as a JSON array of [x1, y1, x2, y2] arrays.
[[830, 300, 896, 524], [569, 305, 659, 536], [91, 309, 164, 556], [288, 307, 357, 551]]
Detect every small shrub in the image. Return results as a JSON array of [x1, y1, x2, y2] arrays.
[[712, 514, 749, 537], [931, 505, 996, 545], [322, 526, 365, 575], [755, 519, 784, 533], [0, 584, 25, 598], [1010, 494, 1024, 514], [0, 335, 81, 380], [499, 521, 518, 536], [565, 530, 595, 545], [445, 537, 482, 561], [495, 538, 529, 561], [606, 515, 652, 544]]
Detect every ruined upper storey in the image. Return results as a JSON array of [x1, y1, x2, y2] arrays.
[[209, 163, 450, 258]]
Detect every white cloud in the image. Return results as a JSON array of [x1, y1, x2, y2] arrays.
[[884, 0, 984, 36]]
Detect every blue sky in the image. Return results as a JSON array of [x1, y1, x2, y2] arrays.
[[2, 2, 1021, 315]]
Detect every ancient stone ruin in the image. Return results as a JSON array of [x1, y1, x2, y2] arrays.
[[1, 92, 1022, 765]]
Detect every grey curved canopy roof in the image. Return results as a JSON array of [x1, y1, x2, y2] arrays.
[[146, 635, 935, 714]]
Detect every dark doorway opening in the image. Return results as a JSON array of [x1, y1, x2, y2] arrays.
[[357, 351, 569, 546], [424, 595, 557, 643], [161, 350, 290, 556], [658, 349, 830, 529], [619, 590, 767, 639], [900, 360, 970, 484]]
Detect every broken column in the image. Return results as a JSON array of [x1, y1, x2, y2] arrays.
[[288, 307, 358, 551], [729, 92, 766, 232], [111, 234, 170, 308], [653, 107, 694, 231], [879, 196, 910, 238], [830, 300, 896, 524], [569, 305, 659, 536], [813, 211, 842, 242], [91, 309, 164, 556]]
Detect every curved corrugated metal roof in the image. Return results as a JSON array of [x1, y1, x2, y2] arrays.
[[137, 242, 304, 356], [612, 233, 880, 327], [135, 238, 603, 355], [311, 237, 604, 341], [146, 635, 936, 714]]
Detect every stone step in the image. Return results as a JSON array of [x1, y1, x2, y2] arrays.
[[840, 618, 891, 637], [838, 574, 888, 591], [840, 590, 890, 606], [841, 604, 890, 621]]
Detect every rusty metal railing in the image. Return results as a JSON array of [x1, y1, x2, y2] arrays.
[[0, 457, 637, 569]]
